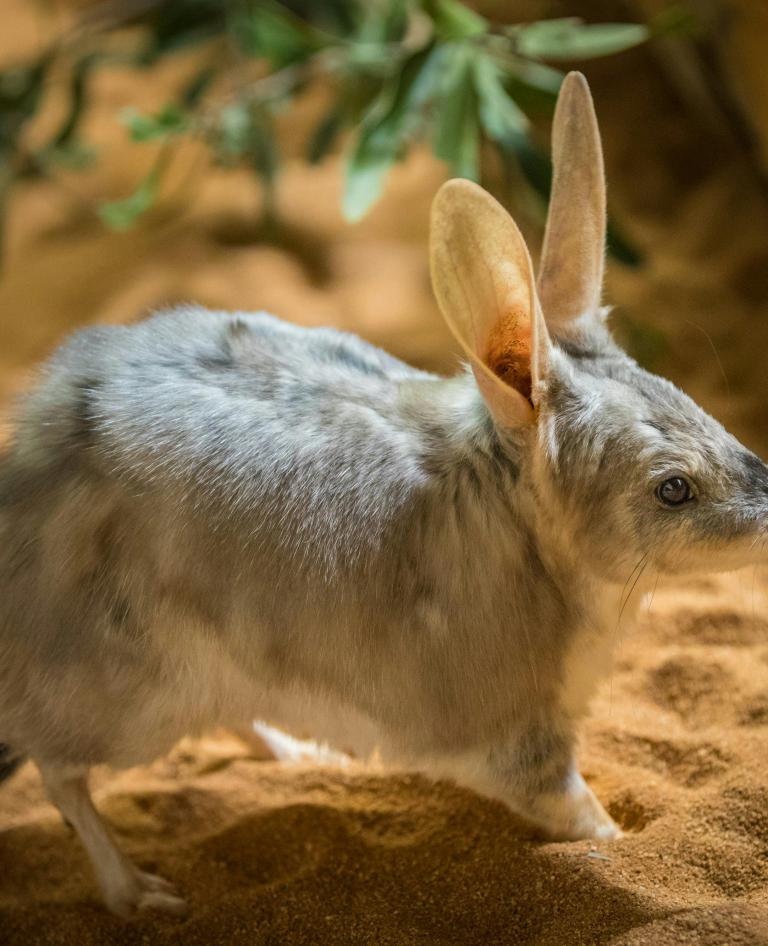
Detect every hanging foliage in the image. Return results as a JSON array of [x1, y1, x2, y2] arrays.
[[0, 0, 663, 239]]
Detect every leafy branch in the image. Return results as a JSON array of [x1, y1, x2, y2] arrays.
[[0, 0, 662, 240]]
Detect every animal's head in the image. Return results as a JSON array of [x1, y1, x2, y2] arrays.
[[430, 72, 768, 583]]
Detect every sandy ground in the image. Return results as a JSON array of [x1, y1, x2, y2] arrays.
[[3, 3, 768, 945], [3, 574, 768, 946]]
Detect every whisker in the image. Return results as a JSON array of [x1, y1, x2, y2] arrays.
[[607, 552, 651, 717], [620, 554, 644, 604], [619, 551, 649, 614], [684, 319, 730, 397], [646, 570, 660, 615], [617, 552, 649, 631]]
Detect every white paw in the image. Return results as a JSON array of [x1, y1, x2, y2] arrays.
[[137, 871, 177, 895], [250, 721, 351, 766], [561, 807, 622, 842], [524, 772, 623, 842], [106, 870, 188, 918], [136, 889, 189, 917], [591, 817, 623, 842]]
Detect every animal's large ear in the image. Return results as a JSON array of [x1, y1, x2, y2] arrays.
[[430, 179, 551, 428], [537, 72, 606, 332]]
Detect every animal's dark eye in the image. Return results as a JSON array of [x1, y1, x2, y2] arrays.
[[656, 476, 693, 507]]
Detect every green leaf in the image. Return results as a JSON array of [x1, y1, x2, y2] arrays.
[[213, 101, 279, 181], [306, 0, 356, 34], [210, 98, 279, 215], [355, 0, 409, 43], [325, 70, 381, 138], [181, 65, 216, 107], [432, 44, 479, 180], [500, 78, 556, 116], [343, 151, 395, 223], [473, 53, 528, 143], [423, 0, 488, 41], [307, 103, 345, 164], [248, 111, 278, 185], [50, 52, 103, 149], [41, 141, 98, 170], [99, 166, 161, 230], [122, 104, 189, 142], [0, 53, 53, 151], [504, 136, 552, 199], [503, 57, 563, 95], [343, 45, 447, 221], [0, 54, 50, 109], [136, 0, 228, 64], [343, 42, 399, 73], [515, 18, 649, 61], [234, 4, 320, 67], [343, 83, 402, 221], [215, 101, 251, 161]]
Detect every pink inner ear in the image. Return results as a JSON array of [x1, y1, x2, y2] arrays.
[[483, 307, 533, 403]]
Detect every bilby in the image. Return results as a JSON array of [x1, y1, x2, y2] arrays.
[[2, 73, 766, 916]]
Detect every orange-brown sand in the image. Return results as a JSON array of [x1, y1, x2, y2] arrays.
[[3, 3, 768, 944], [3, 574, 768, 946]]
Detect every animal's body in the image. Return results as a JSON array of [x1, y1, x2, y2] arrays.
[[1, 74, 766, 916], [1, 305, 617, 765]]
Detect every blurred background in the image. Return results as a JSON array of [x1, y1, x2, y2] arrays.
[[4, 5, 768, 941], [0, 0, 767, 455]]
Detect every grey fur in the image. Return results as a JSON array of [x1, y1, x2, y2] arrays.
[[1, 307, 765, 905], [2, 76, 767, 914], [2, 297, 766, 913]]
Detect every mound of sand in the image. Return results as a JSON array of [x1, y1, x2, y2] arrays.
[[2, 573, 768, 946]]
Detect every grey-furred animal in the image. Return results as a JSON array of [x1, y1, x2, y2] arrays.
[[1, 72, 767, 917]]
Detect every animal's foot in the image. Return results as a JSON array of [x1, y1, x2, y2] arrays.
[[519, 771, 623, 842], [561, 800, 623, 841], [106, 870, 188, 918]]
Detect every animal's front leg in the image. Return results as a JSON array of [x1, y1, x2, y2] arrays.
[[39, 763, 187, 917], [465, 723, 621, 841]]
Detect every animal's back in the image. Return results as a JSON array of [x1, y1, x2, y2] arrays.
[[0, 308, 444, 764], [3, 306, 439, 548], [11, 307, 429, 476], [0, 307, 548, 767]]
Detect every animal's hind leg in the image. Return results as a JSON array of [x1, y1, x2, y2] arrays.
[[39, 764, 187, 917]]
